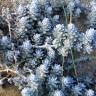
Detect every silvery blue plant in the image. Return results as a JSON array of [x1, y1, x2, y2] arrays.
[[41, 17, 52, 34], [67, 0, 86, 18], [85, 89, 95, 96], [52, 64, 62, 76], [29, 0, 41, 20], [49, 90, 65, 96], [21, 87, 38, 96], [5, 50, 20, 65], [47, 76, 60, 91], [0, 0, 96, 96], [53, 15, 60, 25], [72, 83, 86, 96], [36, 64, 49, 79], [0, 36, 12, 50], [88, 0, 96, 28], [85, 28, 96, 47], [33, 33, 42, 45], [62, 76, 75, 88], [20, 40, 32, 58]]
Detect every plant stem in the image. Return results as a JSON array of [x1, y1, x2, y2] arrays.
[[61, 0, 68, 28], [62, 56, 65, 75], [32, 44, 55, 49], [69, 9, 72, 23], [70, 48, 78, 82], [61, 0, 68, 75]]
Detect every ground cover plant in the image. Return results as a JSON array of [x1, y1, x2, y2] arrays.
[[0, 0, 96, 96]]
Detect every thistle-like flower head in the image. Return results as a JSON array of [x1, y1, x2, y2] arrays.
[[72, 83, 86, 96], [36, 64, 48, 79], [48, 76, 60, 90], [34, 49, 44, 58], [50, 90, 65, 96], [21, 40, 32, 52], [53, 24, 65, 38], [41, 17, 52, 34], [85, 89, 95, 96], [52, 64, 62, 76], [62, 76, 75, 88], [5, 50, 20, 64], [85, 28, 96, 42], [21, 87, 38, 96], [29, 0, 40, 20], [17, 4, 29, 16], [1, 36, 11, 50]]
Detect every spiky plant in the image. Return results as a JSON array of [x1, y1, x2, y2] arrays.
[[0, 0, 96, 96]]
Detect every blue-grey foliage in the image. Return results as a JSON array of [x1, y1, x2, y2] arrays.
[[0, 0, 96, 96]]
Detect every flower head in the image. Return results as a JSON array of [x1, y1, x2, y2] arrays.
[[72, 83, 86, 96], [21, 87, 38, 96], [50, 90, 65, 96], [62, 76, 75, 88], [85, 89, 95, 96]]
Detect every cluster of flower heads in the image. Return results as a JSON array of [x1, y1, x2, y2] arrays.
[[0, 0, 96, 96], [20, 75, 96, 96]]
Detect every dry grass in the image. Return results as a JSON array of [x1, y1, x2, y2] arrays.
[[0, 86, 21, 96], [0, 0, 13, 13]]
